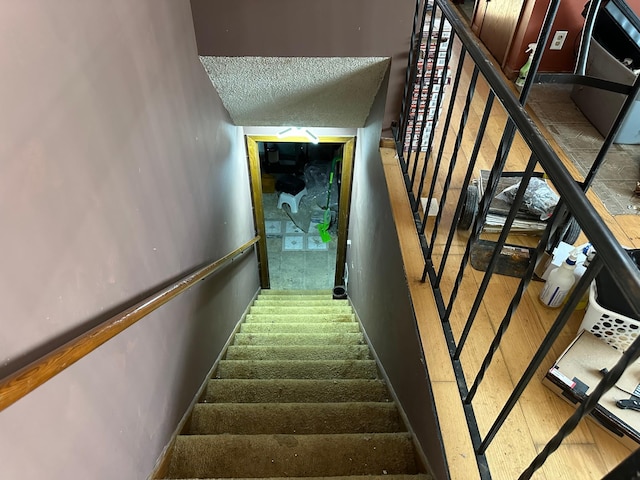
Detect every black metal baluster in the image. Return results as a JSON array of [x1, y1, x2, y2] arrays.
[[434, 91, 495, 287], [440, 115, 519, 324], [478, 255, 604, 454], [462, 155, 539, 388], [399, 0, 431, 157], [517, 0, 561, 106], [408, 4, 439, 189], [398, 0, 428, 148], [423, 65, 479, 260], [454, 155, 539, 359], [414, 31, 459, 220], [518, 271, 640, 480], [413, 23, 456, 215], [414, 47, 464, 245]]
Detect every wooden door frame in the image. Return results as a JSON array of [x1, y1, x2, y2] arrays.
[[246, 135, 356, 289]]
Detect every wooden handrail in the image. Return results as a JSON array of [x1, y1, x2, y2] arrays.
[[0, 236, 260, 412]]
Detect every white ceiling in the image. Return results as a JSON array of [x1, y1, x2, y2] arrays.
[[199, 56, 390, 127]]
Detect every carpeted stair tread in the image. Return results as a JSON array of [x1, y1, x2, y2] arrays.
[[259, 289, 332, 296], [202, 379, 392, 403], [249, 305, 353, 315], [188, 402, 405, 435], [225, 345, 372, 360], [233, 332, 364, 346], [167, 476, 432, 480], [166, 433, 417, 478], [164, 292, 429, 479], [244, 313, 356, 323], [254, 299, 350, 307], [256, 294, 338, 302], [240, 322, 361, 334], [216, 359, 379, 379]]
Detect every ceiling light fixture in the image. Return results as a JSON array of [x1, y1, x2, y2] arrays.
[[277, 127, 320, 144], [305, 130, 319, 144]]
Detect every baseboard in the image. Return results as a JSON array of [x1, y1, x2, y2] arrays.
[[350, 305, 435, 478], [504, 67, 519, 81], [148, 288, 261, 479]]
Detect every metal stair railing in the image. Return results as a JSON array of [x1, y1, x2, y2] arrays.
[[392, 1, 640, 478], [0, 236, 260, 413]]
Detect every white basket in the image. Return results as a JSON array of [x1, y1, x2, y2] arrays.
[[580, 282, 640, 352]]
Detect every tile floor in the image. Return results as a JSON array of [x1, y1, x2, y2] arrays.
[[527, 83, 640, 216], [263, 192, 337, 290]]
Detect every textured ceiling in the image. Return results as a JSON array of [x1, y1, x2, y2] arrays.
[[199, 56, 390, 127]]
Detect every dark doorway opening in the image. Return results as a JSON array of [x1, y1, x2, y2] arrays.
[[259, 141, 344, 290]]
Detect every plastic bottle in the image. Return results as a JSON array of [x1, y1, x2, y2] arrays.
[[560, 244, 595, 309], [515, 43, 537, 87], [574, 245, 596, 310], [539, 252, 577, 308]]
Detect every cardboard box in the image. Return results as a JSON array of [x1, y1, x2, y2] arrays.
[[543, 330, 640, 449], [533, 241, 591, 281]]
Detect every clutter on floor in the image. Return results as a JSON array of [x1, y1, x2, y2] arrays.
[[543, 330, 640, 450], [262, 192, 337, 290], [476, 170, 550, 234], [542, 243, 640, 449]]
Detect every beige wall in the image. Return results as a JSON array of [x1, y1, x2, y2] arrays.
[[189, 0, 416, 136], [347, 70, 448, 479], [0, 2, 259, 478]]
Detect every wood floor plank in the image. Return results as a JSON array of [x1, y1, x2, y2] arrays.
[[470, 264, 596, 446], [382, 150, 456, 384], [613, 215, 640, 248], [534, 444, 610, 480], [432, 382, 481, 480], [585, 420, 633, 472]]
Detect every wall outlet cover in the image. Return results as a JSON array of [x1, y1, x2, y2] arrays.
[[551, 31, 568, 50]]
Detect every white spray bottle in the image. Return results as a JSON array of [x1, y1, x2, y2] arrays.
[[516, 43, 537, 87], [572, 245, 596, 309], [561, 244, 595, 309]]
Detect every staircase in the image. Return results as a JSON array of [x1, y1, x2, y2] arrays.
[[163, 289, 431, 480]]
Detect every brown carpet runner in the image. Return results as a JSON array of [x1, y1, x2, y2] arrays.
[[162, 290, 433, 480]]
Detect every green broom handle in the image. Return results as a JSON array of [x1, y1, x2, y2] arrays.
[[324, 156, 341, 209]]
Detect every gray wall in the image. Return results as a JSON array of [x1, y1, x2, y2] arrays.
[[189, 0, 416, 136], [347, 73, 449, 479], [0, 2, 259, 479]]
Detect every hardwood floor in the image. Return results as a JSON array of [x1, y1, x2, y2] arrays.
[[383, 44, 638, 479]]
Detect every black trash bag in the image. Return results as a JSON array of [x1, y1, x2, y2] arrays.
[[275, 175, 305, 195]]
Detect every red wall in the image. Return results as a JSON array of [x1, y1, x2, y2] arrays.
[[506, 0, 640, 76]]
